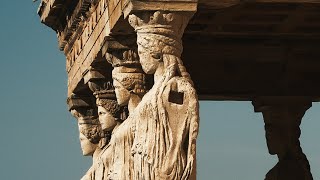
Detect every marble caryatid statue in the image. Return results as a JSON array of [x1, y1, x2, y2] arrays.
[[92, 48, 147, 180], [92, 81, 128, 180], [107, 49, 147, 113], [253, 98, 313, 180], [120, 11, 199, 180], [68, 95, 104, 180], [263, 107, 313, 180]]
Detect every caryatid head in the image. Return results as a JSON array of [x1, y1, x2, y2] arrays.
[[93, 82, 126, 132], [128, 11, 191, 74], [68, 96, 101, 156], [106, 49, 147, 107]]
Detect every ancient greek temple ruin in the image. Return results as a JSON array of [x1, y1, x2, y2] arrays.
[[38, 0, 320, 179]]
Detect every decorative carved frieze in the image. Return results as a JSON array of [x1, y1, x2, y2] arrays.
[[57, 0, 93, 50], [66, 0, 111, 96]]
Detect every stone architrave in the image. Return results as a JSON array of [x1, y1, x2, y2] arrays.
[[253, 97, 313, 180]]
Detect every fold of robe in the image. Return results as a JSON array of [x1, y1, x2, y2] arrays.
[[92, 63, 199, 180], [131, 63, 199, 180]]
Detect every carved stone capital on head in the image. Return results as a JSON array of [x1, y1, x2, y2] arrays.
[[128, 11, 193, 86], [252, 97, 312, 114], [67, 94, 97, 117], [102, 37, 147, 109], [128, 11, 194, 58], [102, 35, 141, 69], [83, 66, 108, 94], [128, 11, 192, 37], [106, 48, 141, 69], [67, 96, 88, 111], [67, 94, 98, 120]]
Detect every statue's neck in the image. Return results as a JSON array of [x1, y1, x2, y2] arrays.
[[128, 93, 142, 113], [277, 145, 301, 161], [154, 62, 164, 83], [92, 147, 102, 164], [154, 54, 182, 83]]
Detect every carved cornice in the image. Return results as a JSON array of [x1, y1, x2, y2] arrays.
[[66, 0, 109, 73], [38, 0, 76, 32], [57, 0, 99, 50]]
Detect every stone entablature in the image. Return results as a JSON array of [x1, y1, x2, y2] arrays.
[[39, 0, 320, 100], [66, 0, 111, 95], [57, 0, 94, 50], [39, 0, 198, 97]]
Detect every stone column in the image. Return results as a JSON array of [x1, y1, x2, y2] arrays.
[[253, 97, 313, 180]]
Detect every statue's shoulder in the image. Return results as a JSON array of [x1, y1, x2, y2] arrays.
[[163, 76, 197, 106]]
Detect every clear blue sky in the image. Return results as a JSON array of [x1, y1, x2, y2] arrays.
[[0, 1, 319, 180]]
